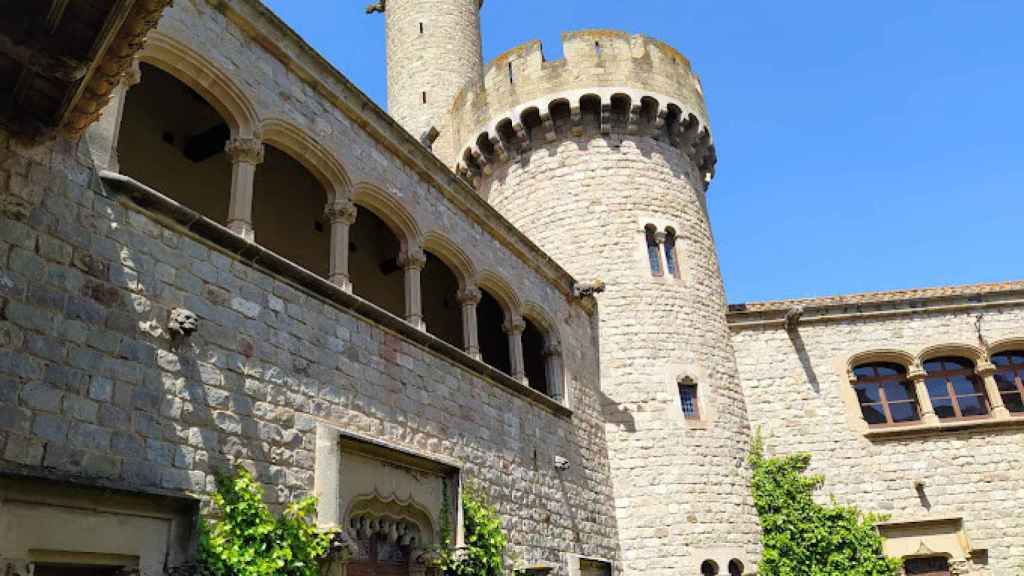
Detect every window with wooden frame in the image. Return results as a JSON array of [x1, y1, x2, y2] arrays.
[[663, 227, 681, 278], [992, 351, 1024, 414], [923, 357, 990, 420], [678, 377, 700, 420], [852, 363, 920, 426], [644, 224, 662, 276]]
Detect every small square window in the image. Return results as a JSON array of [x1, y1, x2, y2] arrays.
[[678, 380, 700, 420]]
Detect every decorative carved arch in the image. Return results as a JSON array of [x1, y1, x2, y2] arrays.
[[987, 337, 1024, 356], [351, 182, 422, 251], [476, 270, 522, 317], [344, 491, 436, 548], [422, 231, 477, 290], [260, 118, 352, 202], [917, 343, 987, 365], [140, 31, 259, 138]]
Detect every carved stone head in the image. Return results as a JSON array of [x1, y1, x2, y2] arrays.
[[167, 308, 199, 338]]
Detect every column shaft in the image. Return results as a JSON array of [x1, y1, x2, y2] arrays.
[[225, 138, 264, 242]]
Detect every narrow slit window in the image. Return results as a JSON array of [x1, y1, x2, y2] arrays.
[[508, 62, 514, 84], [594, 41, 602, 57], [419, 22, 424, 34], [422, 91, 427, 104], [678, 378, 700, 420], [644, 224, 662, 276], [664, 227, 680, 278]]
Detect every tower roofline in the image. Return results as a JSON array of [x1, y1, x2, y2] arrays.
[[446, 30, 716, 186]]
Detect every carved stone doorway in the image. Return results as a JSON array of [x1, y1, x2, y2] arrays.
[[347, 534, 412, 576]]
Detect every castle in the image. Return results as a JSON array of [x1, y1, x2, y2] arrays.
[[0, 1, 1021, 575]]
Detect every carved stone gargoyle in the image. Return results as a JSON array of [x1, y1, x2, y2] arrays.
[[572, 280, 606, 299], [167, 308, 199, 339]]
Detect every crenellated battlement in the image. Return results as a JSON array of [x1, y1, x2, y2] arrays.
[[445, 30, 715, 185]]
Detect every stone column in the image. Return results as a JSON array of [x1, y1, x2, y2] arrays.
[[86, 59, 142, 172], [653, 229, 668, 275], [456, 286, 482, 359], [909, 367, 939, 425], [544, 341, 565, 402], [976, 361, 1010, 418], [399, 247, 427, 330], [324, 200, 358, 292], [224, 137, 265, 242], [504, 315, 526, 383]]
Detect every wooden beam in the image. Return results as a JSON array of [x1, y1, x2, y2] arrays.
[[0, 33, 90, 82]]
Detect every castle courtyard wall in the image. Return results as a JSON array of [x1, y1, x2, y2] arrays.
[[730, 297, 1024, 575]]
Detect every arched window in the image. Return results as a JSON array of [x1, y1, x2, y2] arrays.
[[349, 206, 405, 318], [522, 318, 549, 396], [728, 559, 744, 576], [678, 377, 700, 420], [852, 363, 920, 426], [119, 63, 232, 223], [700, 560, 719, 576], [991, 351, 1024, 414], [253, 144, 330, 277], [923, 357, 989, 420], [644, 224, 662, 276], [477, 289, 511, 375], [664, 227, 680, 278], [421, 251, 463, 349]]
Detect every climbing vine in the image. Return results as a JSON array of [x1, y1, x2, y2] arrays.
[[749, 434, 901, 576], [439, 484, 509, 576], [198, 467, 336, 576]]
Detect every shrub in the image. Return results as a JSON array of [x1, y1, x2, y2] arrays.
[[749, 435, 901, 576], [198, 468, 336, 576], [439, 485, 509, 576]]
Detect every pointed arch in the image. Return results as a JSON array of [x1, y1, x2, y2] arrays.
[[421, 231, 477, 290], [260, 118, 352, 202], [140, 31, 259, 138], [351, 182, 422, 251], [521, 301, 560, 346]]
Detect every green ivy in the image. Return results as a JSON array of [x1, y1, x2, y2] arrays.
[[198, 468, 336, 576], [439, 485, 509, 576], [749, 435, 901, 576]]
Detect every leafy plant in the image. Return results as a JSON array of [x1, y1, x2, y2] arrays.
[[439, 485, 509, 576], [749, 434, 901, 576], [198, 467, 336, 576]]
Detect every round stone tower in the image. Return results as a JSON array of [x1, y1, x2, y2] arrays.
[[381, 0, 484, 142], [446, 31, 762, 575]]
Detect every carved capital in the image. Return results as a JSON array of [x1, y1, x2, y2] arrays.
[[225, 137, 265, 165], [503, 316, 526, 335], [543, 342, 562, 358], [324, 200, 358, 225], [907, 367, 928, 382], [653, 230, 667, 244], [457, 287, 482, 306], [398, 248, 426, 270], [976, 361, 997, 378]]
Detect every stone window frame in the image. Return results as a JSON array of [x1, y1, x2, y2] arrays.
[[677, 377, 701, 421], [663, 226, 682, 279], [836, 339, 1024, 439], [989, 338, 1024, 416], [662, 364, 713, 430], [920, 356, 990, 422], [850, 362, 921, 428], [637, 217, 687, 283], [875, 516, 978, 575]]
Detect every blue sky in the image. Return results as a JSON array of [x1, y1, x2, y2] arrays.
[[263, 0, 1023, 303]]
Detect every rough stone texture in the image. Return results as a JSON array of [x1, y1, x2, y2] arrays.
[[385, 0, 483, 144], [0, 0, 619, 563], [730, 304, 1024, 576], [479, 132, 761, 574]]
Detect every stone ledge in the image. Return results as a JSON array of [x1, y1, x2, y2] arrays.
[[98, 171, 573, 421], [864, 414, 1024, 441]]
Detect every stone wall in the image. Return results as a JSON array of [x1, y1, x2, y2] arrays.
[[0, 0, 622, 570], [730, 298, 1024, 575], [479, 132, 762, 575]]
